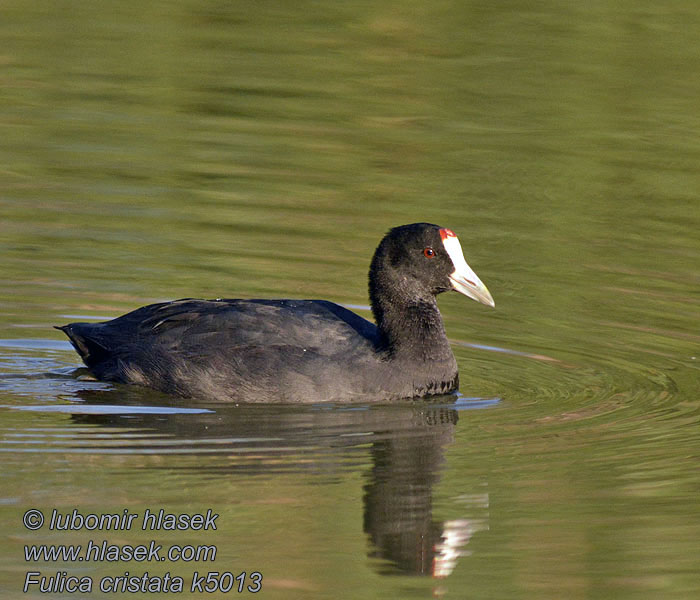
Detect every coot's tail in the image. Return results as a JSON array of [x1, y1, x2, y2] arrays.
[[55, 324, 110, 369]]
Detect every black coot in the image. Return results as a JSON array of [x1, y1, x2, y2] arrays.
[[57, 223, 494, 402]]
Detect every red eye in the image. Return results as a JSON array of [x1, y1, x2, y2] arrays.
[[423, 247, 435, 258]]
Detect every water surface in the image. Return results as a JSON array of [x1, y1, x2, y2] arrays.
[[2, 1, 699, 598]]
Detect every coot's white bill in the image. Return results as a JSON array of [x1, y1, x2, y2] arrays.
[[440, 228, 495, 308]]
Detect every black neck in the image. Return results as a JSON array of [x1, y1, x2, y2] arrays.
[[369, 277, 452, 360]]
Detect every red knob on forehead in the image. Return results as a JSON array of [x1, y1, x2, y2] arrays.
[[439, 228, 456, 240]]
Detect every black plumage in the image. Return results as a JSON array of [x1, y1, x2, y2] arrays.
[[57, 223, 494, 402]]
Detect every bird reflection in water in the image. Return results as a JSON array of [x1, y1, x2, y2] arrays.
[[362, 402, 489, 577], [57, 389, 492, 579]]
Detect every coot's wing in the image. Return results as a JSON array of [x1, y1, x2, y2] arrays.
[[59, 298, 379, 369]]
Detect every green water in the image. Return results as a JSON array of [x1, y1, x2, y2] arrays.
[[2, 1, 699, 598]]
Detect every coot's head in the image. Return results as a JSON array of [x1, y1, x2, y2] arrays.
[[369, 223, 494, 308]]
